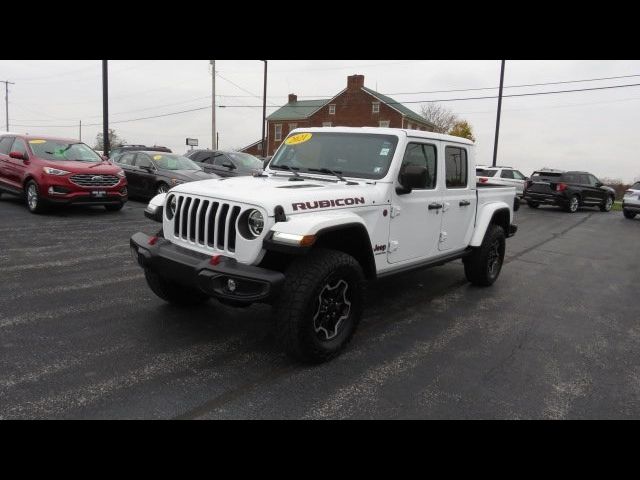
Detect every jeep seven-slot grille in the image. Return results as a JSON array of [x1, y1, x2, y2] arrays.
[[173, 195, 243, 252], [69, 174, 120, 187]]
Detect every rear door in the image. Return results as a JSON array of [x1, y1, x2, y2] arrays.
[[587, 174, 606, 204], [439, 144, 476, 252], [116, 153, 138, 194]]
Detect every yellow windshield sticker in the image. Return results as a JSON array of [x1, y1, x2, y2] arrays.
[[153, 155, 162, 160], [285, 133, 312, 145], [29, 139, 47, 144]]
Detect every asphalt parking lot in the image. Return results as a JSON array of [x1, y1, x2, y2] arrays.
[[0, 195, 638, 419]]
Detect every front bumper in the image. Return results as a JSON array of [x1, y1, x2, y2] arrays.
[[130, 232, 284, 304], [42, 176, 128, 205]]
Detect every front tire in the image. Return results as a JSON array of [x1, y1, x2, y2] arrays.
[[143, 268, 209, 306], [600, 195, 614, 212], [464, 224, 506, 287], [274, 248, 365, 363], [25, 180, 48, 214], [623, 209, 637, 219]]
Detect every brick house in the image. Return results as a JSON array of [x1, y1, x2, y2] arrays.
[[241, 74, 435, 156]]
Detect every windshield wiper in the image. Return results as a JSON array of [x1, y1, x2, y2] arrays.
[[272, 164, 301, 177], [307, 168, 357, 184]]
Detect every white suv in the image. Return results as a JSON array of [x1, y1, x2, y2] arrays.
[[477, 166, 527, 197], [622, 181, 640, 219]]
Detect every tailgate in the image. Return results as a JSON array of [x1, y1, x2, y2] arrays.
[[528, 172, 563, 194]]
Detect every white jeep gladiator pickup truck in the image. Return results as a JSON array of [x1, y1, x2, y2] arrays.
[[131, 127, 517, 363]]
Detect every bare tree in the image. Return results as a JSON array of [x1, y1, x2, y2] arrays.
[[420, 103, 459, 134]]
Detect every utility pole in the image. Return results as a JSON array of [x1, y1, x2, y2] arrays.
[[261, 60, 268, 157], [79, 120, 82, 141], [102, 60, 110, 156], [492, 60, 506, 167], [211, 60, 217, 150], [1, 80, 15, 131]]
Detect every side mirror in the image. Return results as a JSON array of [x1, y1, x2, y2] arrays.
[[396, 165, 427, 194], [9, 151, 26, 161], [222, 162, 236, 170]]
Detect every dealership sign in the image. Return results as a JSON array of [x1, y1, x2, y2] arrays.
[[186, 138, 199, 147]]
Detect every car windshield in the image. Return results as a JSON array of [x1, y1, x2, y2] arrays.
[[227, 152, 263, 169], [269, 132, 399, 180], [151, 153, 201, 171], [28, 139, 102, 163]]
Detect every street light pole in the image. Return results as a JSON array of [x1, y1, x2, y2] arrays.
[[211, 60, 217, 150], [102, 60, 110, 156], [492, 60, 506, 167], [262, 60, 268, 157]]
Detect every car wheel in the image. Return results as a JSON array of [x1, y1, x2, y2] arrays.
[[274, 248, 365, 363], [464, 224, 506, 287], [600, 195, 614, 212], [566, 195, 579, 213], [25, 180, 48, 214], [527, 201, 539, 209], [143, 268, 209, 306], [623, 209, 637, 219], [156, 183, 169, 195]]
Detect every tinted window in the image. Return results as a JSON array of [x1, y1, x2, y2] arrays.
[[135, 154, 153, 169], [0, 136, 14, 154], [118, 153, 135, 166], [532, 172, 562, 181], [445, 146, 468, 188], [512, 170, 526, 180], [588, 174, 600, 186], [631, 182, 640, 190], [578, 174, 590, 185], [500, 169, 514, 179], [399, 143, 437, 189], [477, 169, 497, 177], [213, 154, 229, 167]]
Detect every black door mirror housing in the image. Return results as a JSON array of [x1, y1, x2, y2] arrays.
[[396, 165, 428, 194]]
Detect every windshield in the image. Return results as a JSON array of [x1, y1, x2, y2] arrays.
[[151, 153, 201, 171], [227, 152, 263, 169], [28, 139, 102, 163], [269, 132, 399, 180]]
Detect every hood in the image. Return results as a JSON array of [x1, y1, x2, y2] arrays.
[[166, 169, 219, 182], [170, 173, 390, 216], [40, 160, 122, 175]]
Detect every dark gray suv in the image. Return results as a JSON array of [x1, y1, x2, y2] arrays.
[[185, 150, 264, 177]]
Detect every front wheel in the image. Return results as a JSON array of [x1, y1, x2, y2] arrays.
[[464, 225, 506, 287], [143, 268, 209, 306], [600, 195, 614, 212], [156, 183, 169, 195], [25, 180, 48, 214], [274, 248, 365, 363], [623, 209, 637, 219]]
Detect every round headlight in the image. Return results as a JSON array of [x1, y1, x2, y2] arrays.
[[166, 195, 177, 220], [247, 209, 264, 237]]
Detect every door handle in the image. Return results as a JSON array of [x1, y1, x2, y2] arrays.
[[459, 200, 471, 206], [428, 203, 443, 210]]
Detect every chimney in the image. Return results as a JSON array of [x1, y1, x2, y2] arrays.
[[347, 74, 365, 92], [288, 94, 297, 103]]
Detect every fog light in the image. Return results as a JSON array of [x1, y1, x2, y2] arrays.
[[227, 279, 237, 292]]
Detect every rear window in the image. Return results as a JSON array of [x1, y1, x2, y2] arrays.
[[477, 169, 497, 177], [532, 171, 562, 181], [631, 182, 640, 190]]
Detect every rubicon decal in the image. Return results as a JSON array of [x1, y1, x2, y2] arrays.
[[292, 197, 365, 211]]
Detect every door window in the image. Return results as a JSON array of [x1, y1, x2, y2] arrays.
[[512, 170, 526, 180], [11, 138, 28, 157], [118, 153, 135, 166], [135, 154, 153, 169], [0, 137, 14, 154], [588, 174, 600, 186], [399, 143, 437, 189], [445, 146, 468, 188], [500, 169, 514, 179], [213, 154, 229, 167]]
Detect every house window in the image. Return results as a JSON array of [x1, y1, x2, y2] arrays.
[[372, 102, 380, 113], [289, 123, 297, 132], [274, 124, 282, 142], [329, 104, 336, 115], [379, 120, 390, 128], [322, 122, 332, 127], [257, 143, 263, 152]]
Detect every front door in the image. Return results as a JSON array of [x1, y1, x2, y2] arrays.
[[0, 136, 15, 189], [388, 141, 442, 264], [116, 153, 138, 194], [5, 137, 30, 189], [133, 153, 158, 197], [439, 144, 476, 252]]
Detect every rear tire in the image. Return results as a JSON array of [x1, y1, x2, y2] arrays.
[[623, 209, 637, 219], [105, 203, 124, 212], [566, 195, 579, 213], [527, 201, 539, 209], [144, 268, 209, 306], [25, 180, 48, 214], [599, 195, 614, 212], [464, 225, 506, 287], [274, 248, 365, 363]]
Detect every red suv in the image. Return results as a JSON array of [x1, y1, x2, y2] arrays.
[[0, 134, 128, 213]]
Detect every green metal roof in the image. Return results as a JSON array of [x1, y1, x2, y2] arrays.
[[267, 99, 329, 121], [362, 86, 434, 127]]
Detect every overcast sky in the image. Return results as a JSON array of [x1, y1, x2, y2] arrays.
[[1, 60, 639, 182]]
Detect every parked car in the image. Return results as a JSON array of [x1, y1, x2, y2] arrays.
[[476, 166, 527, 197], [622, 181, 640, 219], [0, 134, 128, 213], [113, 151, 217, 199], [132, 127, 517, 362], [184, 149, 264, 177], [109, 144, 172, 159], [523, 170, 615, 213]]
